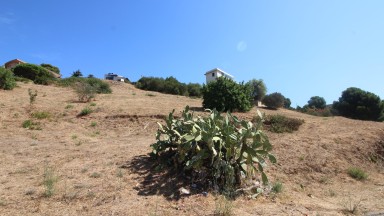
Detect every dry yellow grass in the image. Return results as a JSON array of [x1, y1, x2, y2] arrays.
[[0, 81, 383, 215]]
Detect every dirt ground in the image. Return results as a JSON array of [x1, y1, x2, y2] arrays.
[[0, 81, 383, 216]]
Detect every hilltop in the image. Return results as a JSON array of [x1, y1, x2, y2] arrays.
[[0, 81, 383, 215]]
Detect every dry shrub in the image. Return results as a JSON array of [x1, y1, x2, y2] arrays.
[[259, 114, 304, 133]]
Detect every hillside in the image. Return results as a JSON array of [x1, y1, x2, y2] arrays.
[[0, 82, 383, 215]]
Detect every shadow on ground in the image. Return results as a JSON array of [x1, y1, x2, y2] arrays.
[[121, 154, 191, 200]]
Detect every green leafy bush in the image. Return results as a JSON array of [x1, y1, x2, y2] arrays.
[[347, 167, 368, 180], [333, 87, 384, 121], [13, 63, 56, 85], [151, 106, 276, 193], [271, 181, 283, 193], [0, 67, 16, 90], [22, 119, 41, 130], [74, 82, 96, 102], [40, 63, 60, 75], [284, 98, 292, 109], [78, 107, 93, 116], [307, 96, 326, 109], [31, 111, 51, 119], [71, 70, 83, 77], [58, 77, 112, 95], [135, 76, 202, 97], [262, 93, 285, 109], [202, 77, 252, 112], [245, 79, 267, 104], [261, 114, 304, 133]]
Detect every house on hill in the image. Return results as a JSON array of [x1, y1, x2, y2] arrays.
[[104, 73, 125, 82], [204, 68, 234, 84], [4, 59, 26, 69]]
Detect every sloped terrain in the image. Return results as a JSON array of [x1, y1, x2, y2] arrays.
[[0, 81, 383, 215]]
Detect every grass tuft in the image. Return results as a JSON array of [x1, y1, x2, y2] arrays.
[[31, 111, 51, 119], [271, 181, 283, 193], [43, 165, 57, 197], [347, 167, 368, 180], [78, 107, 93, 116]]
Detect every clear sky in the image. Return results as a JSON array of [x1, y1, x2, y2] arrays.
[[1, 1, 383, 106]]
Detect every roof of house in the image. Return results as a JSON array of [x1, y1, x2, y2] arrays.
[[204, 68, 234, 78], [4, 59, 26, 66]]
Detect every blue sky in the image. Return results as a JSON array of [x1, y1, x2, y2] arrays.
[[1, 1, 383, 106]]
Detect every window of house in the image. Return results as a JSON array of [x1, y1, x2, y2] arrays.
[[212, 73, 215, 77]]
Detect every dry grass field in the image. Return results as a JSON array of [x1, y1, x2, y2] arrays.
[[0, 81, 383, 215]]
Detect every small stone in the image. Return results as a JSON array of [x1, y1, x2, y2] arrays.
[[202, 192, 208, 197], [179, 187, 190, 195]]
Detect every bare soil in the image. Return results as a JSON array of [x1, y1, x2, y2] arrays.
[[0, 81, 383, 215]]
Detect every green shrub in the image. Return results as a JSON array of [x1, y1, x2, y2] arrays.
[[40, 63, 60, 75], [261, 114, 304, 133], [347, 167, 368, 180], [74, 82, 96, 102], [43, 166, 57, 197], [71, 70, 83, 77], [333, 87, 384, 121], [58, 77, 112, 94], [307, 96, 326, 109], [202, 77, 252, 112], [262, 93, 285, 109], [135, 76, 202, 97], [151, 106, 276, 194], [31, 111, 51, 119], [271, 181, 283, 193], [187, 83, 202, 97], [28, 89, 38, 107], [22, 119, 41, 130], [0, 67, 16, 90], [85, 78, 112, 94], [78, 107, 93, 116], [284, 98, 292, 109], [245, 79, 267, 104], [13, 64, 56, 85]]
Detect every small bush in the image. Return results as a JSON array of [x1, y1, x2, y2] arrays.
[[40, 63, 60, 75], [78, 107, 93, 116], [13, 63, 56, 85], [58, 77, 112, 97], [31, 111, 51, 119], [22, 119, 41, 130], [214, 195, 233, 216], [43, 165, 57, 197], [90, 172, 101, 178], [299, 107, 334, 117], [74, 82, 96, 102], [262, 93, 285, 109], [261, 114, 304, 133], [347, 167, 368, 180], [271, 181, 283, 193], [65, 104, 74, 109], [0, 67, 16, 90], [202, 77, 252, 112]]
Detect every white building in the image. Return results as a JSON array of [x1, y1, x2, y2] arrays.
[[104, 73, 125, 82], [204, 68, 234, 84]]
